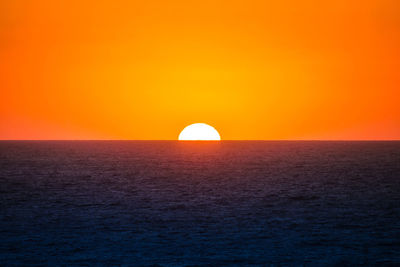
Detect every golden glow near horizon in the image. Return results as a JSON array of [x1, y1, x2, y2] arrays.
[[179, 123, 221, 140], [0, 0, 399, 140]]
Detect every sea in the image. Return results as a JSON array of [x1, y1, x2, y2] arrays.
[[1, 141, 400, 266]]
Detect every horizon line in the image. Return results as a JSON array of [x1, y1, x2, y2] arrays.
[[0, 139, 399, 142]]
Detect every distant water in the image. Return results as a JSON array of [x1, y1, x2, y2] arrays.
[[1, 141, 400, 266]]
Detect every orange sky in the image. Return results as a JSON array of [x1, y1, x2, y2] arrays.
[[1, 0, 399, 140]]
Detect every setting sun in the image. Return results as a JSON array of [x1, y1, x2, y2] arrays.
[[178, 123, 221, 141], [1, 1, 399, 265]]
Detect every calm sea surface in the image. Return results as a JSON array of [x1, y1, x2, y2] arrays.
[[1, 141, 400, 266]]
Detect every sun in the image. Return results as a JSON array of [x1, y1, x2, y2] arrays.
[[179, 123, 221, 141]]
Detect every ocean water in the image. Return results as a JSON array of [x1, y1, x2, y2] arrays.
[[1, 141, 400, 266]]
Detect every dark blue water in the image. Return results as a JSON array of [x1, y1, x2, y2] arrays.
[[1, 141, 400, 266]]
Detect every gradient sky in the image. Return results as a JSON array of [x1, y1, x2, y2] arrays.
[[1, 0, 399, 140]]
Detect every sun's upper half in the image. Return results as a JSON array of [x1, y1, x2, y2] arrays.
[[179, 123, 221, 141]]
